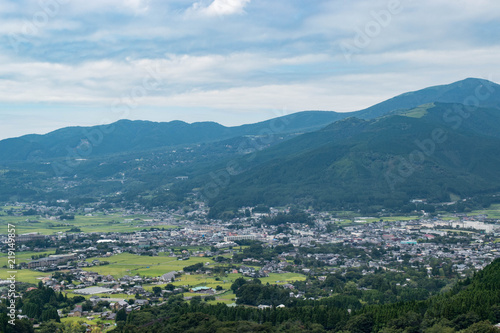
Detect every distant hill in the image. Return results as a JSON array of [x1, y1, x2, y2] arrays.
[[207, 102, 500, 215], [1, 78, 499, 164], [0, 112, 347, 163]]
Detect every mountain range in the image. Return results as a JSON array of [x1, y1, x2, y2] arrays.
[[1, 77, 499, 214], [1, 77, 497, 162]]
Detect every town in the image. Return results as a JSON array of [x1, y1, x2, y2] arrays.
[[1, 201, 499, 331]]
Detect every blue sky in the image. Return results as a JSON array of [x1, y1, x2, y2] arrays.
[[1, 0, 500, 139]]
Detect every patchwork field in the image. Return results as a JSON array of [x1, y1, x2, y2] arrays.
[[0, 249, 57, 267], [0, 209, 177, 235], [0, 268, 50, 284], [83, 253, 215, 278]]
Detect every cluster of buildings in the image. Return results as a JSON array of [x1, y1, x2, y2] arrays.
[[1, 203, 500, 304]]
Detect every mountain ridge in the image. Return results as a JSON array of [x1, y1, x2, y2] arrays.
[[1, 78, 499, 163]]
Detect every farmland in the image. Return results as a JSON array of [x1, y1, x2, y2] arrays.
[[0, 208, 178, 235], [83, 253, 215, 278]]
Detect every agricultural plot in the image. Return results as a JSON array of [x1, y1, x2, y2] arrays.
[[378, 215, 420, 222], [259, 272, 307, 284], [0, 249, 57, 267], [0, 250, 58, 283], [168, 272, 305, 292], [208, 290, 236, 305], [469, 204, 500, 219], [0, 210, 177, 235], [60, 317, 116, 332], [0, 268, 49, 284], [64, 292, 131, 300], [331, 214, 420, 224], [83, 253, 215, 278]]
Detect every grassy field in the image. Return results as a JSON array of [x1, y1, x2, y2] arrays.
[[402, 105, 429, 118], [83, 253, 215, 278], [208, 290, 236, 305], [260, 272, 306, 284], [0, 210, 177, 235], [64, 292, 132, 300], [0, 249, 57, 267], [0, 268, 49, 284], [60, 316, 116, 332], [1, 248, 306, 289], [171, 274, 231, 289], [0, 249, 58, 284], [334, 215, 421, 224], [469, 204, 500, 219], [147, 270, 306, 291]]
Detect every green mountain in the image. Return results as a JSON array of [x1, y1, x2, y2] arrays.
[[355, 77, 500, 119], [207, 102, 500, 215], [1, 77, 500, 209], [0, 112, 346, 163], [1, 78, 498, 164]]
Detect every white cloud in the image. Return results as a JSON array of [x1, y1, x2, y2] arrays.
[[2, 0, 500, 139], [191, 0, 251, 17], [124, 0, 150, 13]]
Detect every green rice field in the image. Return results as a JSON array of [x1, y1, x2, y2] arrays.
[[83, 253, 215, 278], [0, 209, 178, 235], [0, 268, 50, 284]]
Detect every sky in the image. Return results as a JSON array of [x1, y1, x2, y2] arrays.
[[1, 0, 500, 139]]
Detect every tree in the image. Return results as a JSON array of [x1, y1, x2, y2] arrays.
[[231, 277, 247, 292], [39, 320, 60, 333], [461, 321, 500, 333], [190, 296, 202, 306], [344, 313, 374, 333], [152, 286, 162, 296], [116, 309, 127, 322], [424, 320, 455, 333], [61, 321, 87, 333]]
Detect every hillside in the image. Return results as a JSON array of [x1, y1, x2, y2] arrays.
[[355, 77, 500, 119], [207, 102, 500, 215]]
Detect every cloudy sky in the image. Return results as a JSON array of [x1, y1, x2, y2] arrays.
[[1, 0, 500, 139]]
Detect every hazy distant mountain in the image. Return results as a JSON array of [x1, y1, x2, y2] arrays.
[[1, 78, 498, 164], [0, 112, 349, 163]]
